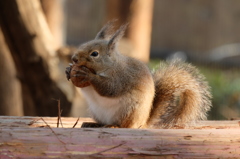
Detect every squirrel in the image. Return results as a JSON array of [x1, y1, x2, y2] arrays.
[[65, 21, 212, 129]]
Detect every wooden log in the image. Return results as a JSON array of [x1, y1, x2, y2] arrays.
[[0, 116, 240, 158]]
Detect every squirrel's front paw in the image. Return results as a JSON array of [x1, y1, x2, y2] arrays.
[[67, 65, 95, 88], [73, 66, 93, 80]]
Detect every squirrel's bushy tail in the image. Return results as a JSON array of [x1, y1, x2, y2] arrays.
[[147, 60, 212, 128]]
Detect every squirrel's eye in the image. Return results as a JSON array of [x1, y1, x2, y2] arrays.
[[90, 51, 99, 57]]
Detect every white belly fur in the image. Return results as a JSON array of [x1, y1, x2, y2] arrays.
[[80, 86, 121, 125]]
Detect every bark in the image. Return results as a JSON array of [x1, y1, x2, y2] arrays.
[[0, 0, 71, 116], [0, 116, 240, 158]]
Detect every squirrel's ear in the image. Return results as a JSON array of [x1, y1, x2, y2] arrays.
[[107, 23, 128, 53], [95, 20, 116, 40]]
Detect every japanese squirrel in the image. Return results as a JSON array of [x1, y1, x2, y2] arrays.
[[65, 21, 212, 128]]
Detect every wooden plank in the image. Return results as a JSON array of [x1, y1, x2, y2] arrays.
[[0, 116, 240, 158]]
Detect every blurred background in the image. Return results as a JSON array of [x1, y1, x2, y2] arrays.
[[0, 0, 240, 120]]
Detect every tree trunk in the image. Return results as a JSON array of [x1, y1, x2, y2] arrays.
[[106, 0, 132, 28], [0, 27, 23, 116], [106, 0, 154, 62], [128, 0, 154, 62], [40, 0, 65, 50], [0, 0, 71, 116]]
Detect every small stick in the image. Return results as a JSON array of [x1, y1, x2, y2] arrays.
[[72, 117, 80, 128], [28, 118, 41, 126], [52, 98, 63, 128], [59, 109, 63, 128], [91, 142, 125, 156], [40, 117, 65, 144], [57, 99, 61, 128]]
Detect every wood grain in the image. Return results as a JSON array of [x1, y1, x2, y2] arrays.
[[0, 116, 239, 158]]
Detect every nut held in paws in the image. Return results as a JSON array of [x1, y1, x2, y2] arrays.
[[70, 65, 91, 88]]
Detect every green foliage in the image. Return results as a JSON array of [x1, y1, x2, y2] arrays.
[[200, 67, 240, 120]]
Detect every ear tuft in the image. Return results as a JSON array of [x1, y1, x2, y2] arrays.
[[108, 23, 128, 53], [95, 19, 117, 40]]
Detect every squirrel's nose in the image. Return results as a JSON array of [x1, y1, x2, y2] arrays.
[[71, 55, 79, 64]]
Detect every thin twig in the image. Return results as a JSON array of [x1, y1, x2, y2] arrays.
[[72, 117, 80, 128], [40, 117, 65, 144], [52, 98, 63, 128], [59, 109, 63, 128], [57, 99, 61, 128], [28, 118, 41, 126], [91, 142, 125, 156]]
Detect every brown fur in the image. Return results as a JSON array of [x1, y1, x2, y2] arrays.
[[147, 60, 212, 128], [66, 22, 212, 128]]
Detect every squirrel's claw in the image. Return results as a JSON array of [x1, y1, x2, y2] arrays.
[[65, 66, 72, 81]]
